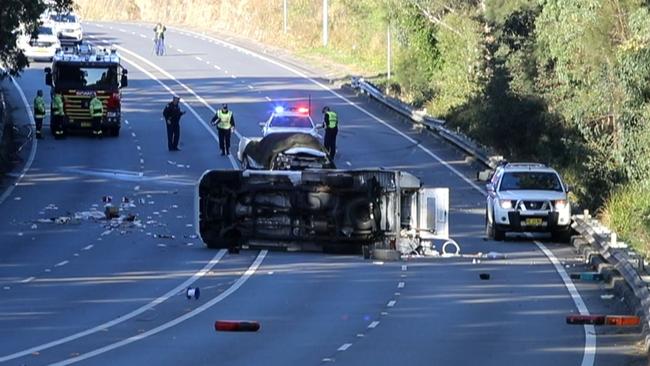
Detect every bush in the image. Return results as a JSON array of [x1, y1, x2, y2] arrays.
[[601, 183, 650, 257]]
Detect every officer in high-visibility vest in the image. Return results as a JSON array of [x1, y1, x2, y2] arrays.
[[51, 92, 65, 137], [211, 104, 235, 156], [322, 106, 338, 160], [33, 90, 46, 139], [89, 92, 104, 137]]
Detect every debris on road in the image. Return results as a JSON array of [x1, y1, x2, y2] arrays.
[[479, 273, 490, 280], [484, 251, 506, 260], [186, 287, 200, 300], [600, 294, 615, 300], [154, 234, 175, 239]]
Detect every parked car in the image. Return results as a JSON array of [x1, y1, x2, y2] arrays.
[[17, 24, 61, 62], [484, 162, 572, 242]]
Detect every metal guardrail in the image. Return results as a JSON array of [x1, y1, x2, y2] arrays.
[[0, 90, 6, 143], [350, 77, 503, 169], [572, 214, 650, 347]]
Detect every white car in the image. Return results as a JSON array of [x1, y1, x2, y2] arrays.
[[17, 24, 61, 61], [484, 163, 572, 242], [259, 106, 320, 137], [50, 12, 83, 44]]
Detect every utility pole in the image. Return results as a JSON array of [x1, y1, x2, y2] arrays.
[[387, 24, 392, 79], [322, 0, 328, 47], [283, 0, 288, 33]]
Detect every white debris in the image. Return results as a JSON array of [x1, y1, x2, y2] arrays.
[[101, 230, 112, 236], [45, 204, 59, 210], [31, 224, 37, 229], [484, 251, 507, 260], [14, 197, 21, 201], [157, 243, 167, 247], [601, 294, 614, 300]]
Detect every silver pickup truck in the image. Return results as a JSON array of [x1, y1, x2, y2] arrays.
[[196, 169, 450, 255]]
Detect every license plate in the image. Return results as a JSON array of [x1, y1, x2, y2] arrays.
[[35, 48, 48, 53], [80, 122, 91, 127], [525, 218, 543, 226]]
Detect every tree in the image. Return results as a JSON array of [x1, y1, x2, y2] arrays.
[[0, 0, 73, 76]]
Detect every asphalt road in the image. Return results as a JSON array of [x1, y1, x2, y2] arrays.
[[0, 21, 644, 365]]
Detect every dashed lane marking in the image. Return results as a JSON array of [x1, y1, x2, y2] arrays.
[[387, 300, 396, 307], [368, 321, 380, 329], [0, 250, 229, 363], [265, 96, 272, 101], [397, 282, 404, 288], [337, 344, 352, 352], [82, 245, 93, 251]]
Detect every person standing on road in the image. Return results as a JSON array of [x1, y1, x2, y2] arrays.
[[33, 90, 46, 139], [163, 96, 185, 151], [89, 92, 104, 137], [211, 104, 235, 156], [322, 106, 338, 160], [51, 92, 65, 138], [153, 22, 166, 56]]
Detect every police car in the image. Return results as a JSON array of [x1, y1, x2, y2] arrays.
[[238, 106, 332, 170], [259, 106, 320, 137]]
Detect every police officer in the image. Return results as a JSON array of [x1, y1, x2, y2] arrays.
[[322, 106, 338, 160], [211, 104, 235, 156], [33, 90, 46, 139], [163, 96, 185, 151], [51, 92, 65, 138]]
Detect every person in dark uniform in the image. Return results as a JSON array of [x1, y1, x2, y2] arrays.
[[210, 104, 235, 156], [322, 106, 338, 160], [162, 96, 185, 151]]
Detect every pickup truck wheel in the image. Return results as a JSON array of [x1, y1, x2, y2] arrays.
[[486, 212, 505, 241]]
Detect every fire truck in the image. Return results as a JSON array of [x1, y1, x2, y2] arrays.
[[44, 43, 128, 137]]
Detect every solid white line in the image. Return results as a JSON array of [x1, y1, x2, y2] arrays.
[[113, 50, 239, 168], [50, 251, 267, 365], [54, 260, 69, 267], [112, 44, 243, 143], [368, 321, 380, 329], [387, 300, 396, 307], [0, 68, 37, 207], [0, 250, 228, 362], [337, 343, 352, 352], [397, 282, 404, 288], [82, 244, 93, 251], [20, 277, 35, 283], [535, 240, 596, 366]]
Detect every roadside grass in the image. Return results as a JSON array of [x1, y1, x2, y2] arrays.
[[601, 183, 650, 257]]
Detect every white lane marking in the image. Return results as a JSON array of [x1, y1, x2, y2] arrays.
[[337, 343, 352, 352], [140, 159, 144, 164], [50, 251, 267, 366], [82, 244, 93, 251], [136, 146, 141, 151], [112, 44, 245, 143], [131, 132, 136, 137], [205, 60, 211, 65], [345, 161, 352, 166], [113, 50, 239, 168], [0, 250, 228, 362], [397, 282, 404, 288], [167, 25, 485, 193], [368, 321, 380, 329], [176, 48, 184, 53], [118, 28, 126, 33], [535, 240, 596, 366], [131, 31, 136, 35], [139, 34, 147, 39], [230, 75, 237, 79], [20, 277, 35, 283], [213, 65, 221, 70], [387, 300, 396, 307], [265, 96, 272, 101], [224, 70, 229, 74], [0, 67, 37, 207], [195, 56, 203, 61], [401, 265, 407, 271], [54, 260, 69, 267], [124, 119, 130, 125], [247, 85, 254, 89]]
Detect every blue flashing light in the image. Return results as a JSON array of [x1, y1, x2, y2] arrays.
[[274, 106, 285, 113]]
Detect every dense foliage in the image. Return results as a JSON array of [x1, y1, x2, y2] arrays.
[[0, 0, 73, 75]]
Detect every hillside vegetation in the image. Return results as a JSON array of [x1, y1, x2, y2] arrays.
[[75, 0, 650, 255]]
